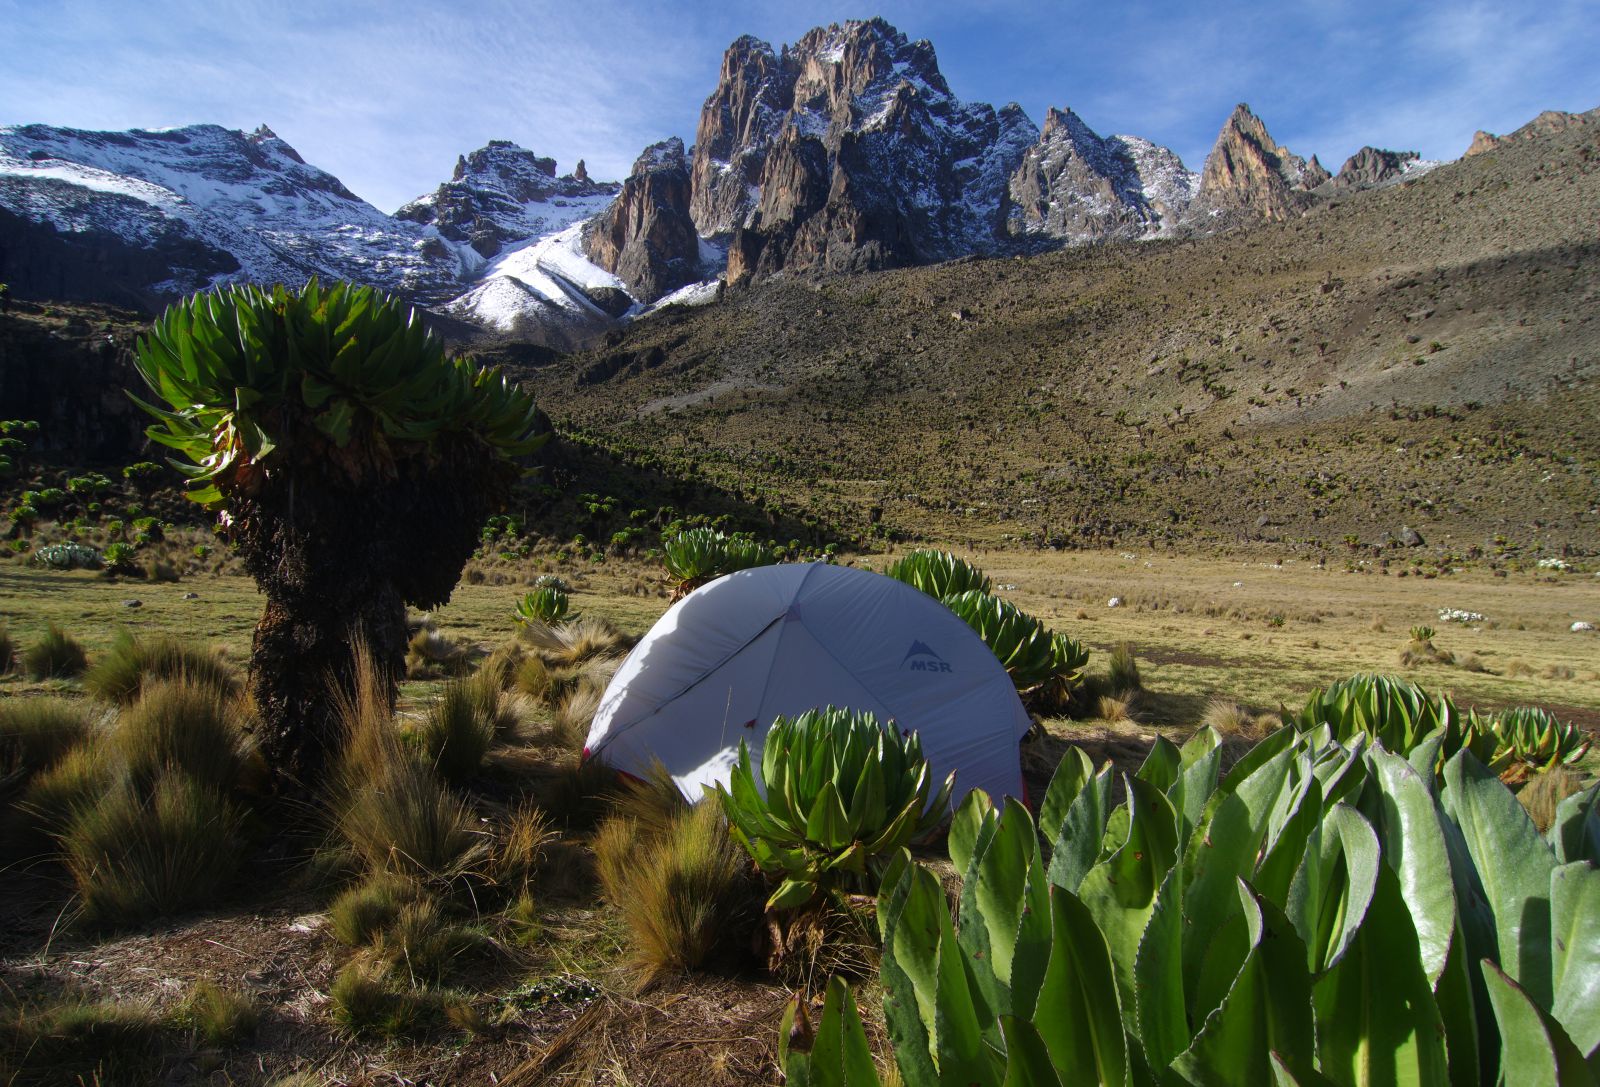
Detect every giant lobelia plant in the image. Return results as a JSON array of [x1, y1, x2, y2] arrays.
[[886, 549, 1088, 701], [660, 527, 776, 598], [132, 281, 544, 786], [715, 707, 955, 911], [784, 721, 1600, 1085]]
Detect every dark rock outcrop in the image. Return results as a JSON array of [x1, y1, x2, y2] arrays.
[[1187, 104, 1326, 225], [0, 300, 150, 461], [1466, 107, 1600, 157], [698, 19, 1038, 283], [395, 141, 618, 259], [584, 138, 700, 301], [1332, 146, 1421, 188], [1006, 107, 1197, 242]]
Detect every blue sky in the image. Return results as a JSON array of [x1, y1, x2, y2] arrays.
[[4, 0, 1597, 213]]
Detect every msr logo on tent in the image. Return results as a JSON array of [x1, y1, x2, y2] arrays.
[[902, 640, 953, 673]]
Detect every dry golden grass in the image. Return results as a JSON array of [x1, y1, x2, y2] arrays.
[[1517, 767, 1588, 833], [3, 549, 1595, 735]]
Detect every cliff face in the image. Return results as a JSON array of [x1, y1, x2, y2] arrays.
[[1005, 107, 1198, 242], [1333, 146, 1422, 188], [583, 138, 701, 301], [1187, 104, 1329, 226], [688, 36, 795, 239], [692, 18, 1038, 283]]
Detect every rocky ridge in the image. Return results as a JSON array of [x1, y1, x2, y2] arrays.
[[1187, 103, 1330, 226], [1006, 107, 1198, 242], [395, 140, 618, 259], [0, 122, 472, 308], [583, 138, 702, 302], [1466, 107, 1600, 156]]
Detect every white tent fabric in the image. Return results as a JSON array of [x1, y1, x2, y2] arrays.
[[583, 562, 1033, 804]]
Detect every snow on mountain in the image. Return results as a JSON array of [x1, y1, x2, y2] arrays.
[[0, 123, 474, 298], [1006, 108, 1199, 243], [442, 222, 636, 345], [395, 141, 619, 260]]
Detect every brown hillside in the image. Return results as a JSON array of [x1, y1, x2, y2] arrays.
[[523, 112, 1600, 556]]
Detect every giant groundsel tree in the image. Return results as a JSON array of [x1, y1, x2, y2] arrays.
[[133, 281, 544, 786]]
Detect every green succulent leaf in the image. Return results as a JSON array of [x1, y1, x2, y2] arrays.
[[1482, 960, 1597, 1087], [130, 280, 543, 509]]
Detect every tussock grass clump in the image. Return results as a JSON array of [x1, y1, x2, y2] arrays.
[[22, 623, 89, 680], [488, 800, 554, 894], [1107, 642, 1142, 694], [477, 642, 524, 690], [175, 980, 257, 1046], [595, 799, 754, 980], [329, 873, 417, 947], [338, 758, 481, 884], [113, 677, 250, 792], [83, 630, 238, 705], [1398, 631, 1454, 667], [418, 677, 498, 784], [513, 653, 552, 702], [609, 761, 687, 842], [381, 897, 487, 984], [0, 990, 164, 1082], [327, 957, 470, 1038], [62, 773, 243, 925], [1198, 698, 1279, 741], [405, 627, 474, 679], [15, 742, 111, 852], [1517, 767, 1587, 833], [551, 678, 605, 749], [1097, 692, 1142, 725], [592, 814, 639, 907], [544, 755, 624, 828], [520, 616, 629, 667], [0, 698, 95, 777], [332, 650, 482, 885], [329, 958, 420, 1037]]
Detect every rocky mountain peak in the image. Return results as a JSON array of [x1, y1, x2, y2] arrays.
[[1189, 103, 1323, 224], [631, 136, 687, 175], [688, 17, 1038, 283], [786, 18, 952, 113], [395, 140, 617, 259], [1006, 107, 1197, 242], [1333, 146, 1421, 188], [689, 34, 795, 237], [584, 137, 699, 301]]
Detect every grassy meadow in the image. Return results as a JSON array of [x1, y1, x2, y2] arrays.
[[6, 546, 1597, 728]]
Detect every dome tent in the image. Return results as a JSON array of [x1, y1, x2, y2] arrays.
[[584, 562, 1033, 803]]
